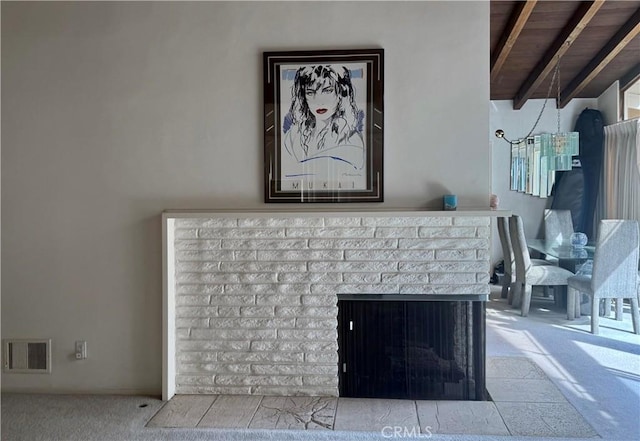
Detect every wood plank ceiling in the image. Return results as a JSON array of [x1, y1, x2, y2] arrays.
[[490, 0, 640, 109]]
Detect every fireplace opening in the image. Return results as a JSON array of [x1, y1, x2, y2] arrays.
[[337, 296, 486, 400]]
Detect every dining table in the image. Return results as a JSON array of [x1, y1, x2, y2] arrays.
[[526, 239, 595, 273], [526, 238, 595, 308]]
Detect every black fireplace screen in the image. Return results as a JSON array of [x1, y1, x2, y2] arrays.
[[337, 299, 486, 400]]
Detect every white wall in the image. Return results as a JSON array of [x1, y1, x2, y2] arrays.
[[1, 1, 490, 393], [489, 98, 598, 266], [597, 81, 620, 125]]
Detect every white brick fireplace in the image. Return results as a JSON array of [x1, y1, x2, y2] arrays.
[[162, 210, 505, 400]]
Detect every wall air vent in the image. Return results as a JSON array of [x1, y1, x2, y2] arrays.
[[3, 339, 51, 373]]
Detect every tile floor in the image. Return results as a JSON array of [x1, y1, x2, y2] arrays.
[[147, 356, 599, 438]]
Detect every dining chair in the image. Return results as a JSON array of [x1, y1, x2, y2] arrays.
[[544, 209, 575, 244], [567, 220, 640, 335], [497, 216, 553, 302], [577, 271, 637, 320], [542, 209, 574, 266], [610, 269, 640, 319], [509, 215, 575, 316], [496, 217, 515, 300]]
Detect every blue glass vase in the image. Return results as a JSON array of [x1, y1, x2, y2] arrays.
[[570, 232, 588, 247]]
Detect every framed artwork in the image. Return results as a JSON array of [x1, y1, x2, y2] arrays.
[[263, 49, 384, 203]]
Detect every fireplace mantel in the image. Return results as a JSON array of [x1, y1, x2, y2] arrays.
[[162, 209, 509, 400], [163, 208, 510, 218]]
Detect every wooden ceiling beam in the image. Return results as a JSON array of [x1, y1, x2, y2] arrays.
[[560, 8, 640, 108], [513, 1, 605, 110], [490, 0, 538, 83], [620, 62, 640, 91]]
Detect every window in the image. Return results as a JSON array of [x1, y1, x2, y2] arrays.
[[622, 78, 640, 121]]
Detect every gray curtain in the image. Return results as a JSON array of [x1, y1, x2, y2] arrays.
[[596, 119, 640, 223]]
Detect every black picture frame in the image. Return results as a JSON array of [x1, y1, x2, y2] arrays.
[[263, 49, 384, 203]]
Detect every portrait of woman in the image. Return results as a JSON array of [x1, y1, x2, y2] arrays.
[[281, 64, 365, 179], [264, 49, 383, 202]]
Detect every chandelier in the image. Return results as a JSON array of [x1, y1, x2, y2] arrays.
[[495, 58, 579, 198]]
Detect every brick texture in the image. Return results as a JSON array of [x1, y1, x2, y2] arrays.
[[172, 215, 491, 396]]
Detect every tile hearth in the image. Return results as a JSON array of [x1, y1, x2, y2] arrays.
[[147, 356, 598, 438]]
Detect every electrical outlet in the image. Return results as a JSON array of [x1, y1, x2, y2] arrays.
[[75, 341, 87, 360]]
